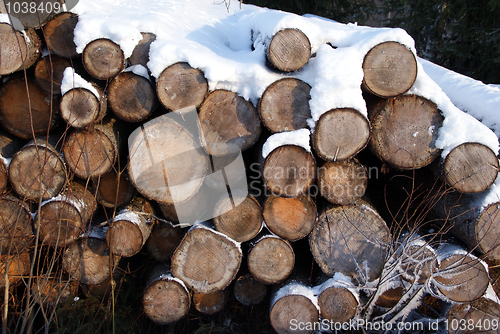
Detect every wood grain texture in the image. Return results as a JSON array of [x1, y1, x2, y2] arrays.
[[270, 294, 319, 334], [447, 298, 500, 334], [129, 32, 156, 68], [267, 28, 311, 72], [82, 38, 125, 80], [233, 274, 267, 306], [192, 290, 227, 315], [248, 235, 294, 284], [0, 195, 32, 254], [60, 85, 107, 128], [43, 12, 79, 58], [318, 160, 368, 205], [34, 55, 71, 95], [0, 24, 41, 75], [145, 221, 185, 262], [93, 168, 136, 208], [318, 286, 358, 322]]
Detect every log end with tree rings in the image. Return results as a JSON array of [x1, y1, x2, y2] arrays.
[[143, 269, 191, 325], [434, 253, 489, 303], [171, 226, 242, 294], [443, 142, 499, 194], [199, 89, 261, 156], [263, 193, 317, 241], [128, 115, 209, 204], [62, 236, 118, 286], [156, 62, 208, 111], [129, 32, 156, 68], [0, 24, 41, 75], [43, 12, 79, 58], [192, 290, 227, 315], [233, 274, 268, 306], [318, 286, 358, 323], [82, 38, 125, 80], [213, 195, 263, 243], [267, 28, 311, 72], [0, 195, 32, 254], [368, 94, 443, 170], [247, 236, 295, 285], [0, 76, 60, 139], [270, 291, 319, 334], [0, 252, 30, 288], [60, 86, 107, 128], [9, 139, 67, 201], [476, 203, 500, 260], [263, 145, 316, 198], [362, 41, 417, 98], [259, 77, 311, 132], [94, 168, 136, 208], [108, 71, 155, 123], [318, 160, 368, 205], [145, 221, 185, 262], [309, 202, 391, 283], [313, 108, 370, 162], [446, 298, 500, 334], [32, 277, 78, 306], [34, 55, 71, 95]]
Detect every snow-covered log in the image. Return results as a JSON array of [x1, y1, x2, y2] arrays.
[[43, 12, 79, 58]]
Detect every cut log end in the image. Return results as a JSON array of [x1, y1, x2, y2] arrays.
[[0, 24, 41, 75], [0, 196, 32, 254], [34, 55, 71, 95], [313, 108, 370, 161], [318, 160, 368, 205], [233, 274, 267, 306], [32, 277, 78, 306], [248, 236, 294, 284], [318, 286, 358, 322], [43, 12, 79, 58], [259, 77, 311, 133], [60, 87, 106, 128], [0, 252, 31, 288], [267, 28, 311, 72], [129, 32, 156, 68], [476, 203, 500, 260], [270, 294, 319, 334], [362, 41, 417, 97], [145, 221, 185, 262], [94, 169, 136, 208], [192, 290, 227, 315], [82, 38, 125, 80], [444, 142, 499, 194], [447, 298, 500, 334]]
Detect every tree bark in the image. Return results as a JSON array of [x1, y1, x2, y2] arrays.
[[312, 108, 370, 161], [108, 71, 156, 123], [171, 224, 242, 294], [368, 94, 443, 169], [0, 23, 41, 75], [199, 89, 261, 156], [0, 76, 60, 139], [60, 84, 107, 128], [82, 38, 125, 80], [0, 194, 32, 254], [42, 12, 79, 58], [266, 28, 311, 72], [34, 55, 71, 95], [443, 142, 499, 194], [263, 193, 317, 241], [9, 136, 67, 201], [262, 145, 316, 198], [362, 41, 417, 98], [259, 77, 311, 133], [233, 274, 268, 306]]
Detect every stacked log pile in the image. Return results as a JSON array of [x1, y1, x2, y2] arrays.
[[1, 7, 500, 334]]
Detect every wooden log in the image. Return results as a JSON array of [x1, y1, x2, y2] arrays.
[[108, 71, 155, 122], [43, 12, 79, 58], [156, 62, 208, 111], [62, 225, 119, 285], [0, 76, 59, 139], [368, 94, 443, 169], [318, 160, 368, 205], [143, 263, 190, 325], [399, 238, 436, 284], [262, 145, 316, 198], [171, 224, 242, 294], [31, 276, 78, 306], [9, 136, 67, 201], [443, 142, 499, 194], [199, 89, 261, 156], [145, 220, 185, 262], [0, 194, 32, 254], [60, 84, 107, 128], [309, 201, 391, 284], [128, 112, 209, 204], [263, 193, 316, 241], [259, 78, 311, 132], [106, 196, 154, 257], [362, 41, 417, 98], [374, 278, 405, 308], [192, 289, 227, 315], [204, 153, 246, 192], [0, 23, 41, 75], [0, 251, 30, 288], [82, 38, 125, 80], [316, 277, 359, 323], [128, 32, 156, 68], [248, 235, 294, 285], [270, 282, 319, 334], [433, 245, 489, 303], [266, 28, 311, 72], [312, 108, 370, 161], [0, 132, 25, 194], [446, 297, 500, 334], [34, 55, 71, 95], [35, 181, 97, 247], [62, 117, 119, 179], [213, 195, 263, 243], [93, 168, 136, 208], [233, 274, 267, 306]]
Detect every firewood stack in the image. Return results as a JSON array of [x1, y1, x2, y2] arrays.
[[1, 8, 500, 334]]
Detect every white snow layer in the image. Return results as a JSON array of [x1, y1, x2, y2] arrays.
[[124, 64, 150, 80], [60, 67, 100, 98], [70, 0, 499, 159], [261, 128, 311, 158]]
